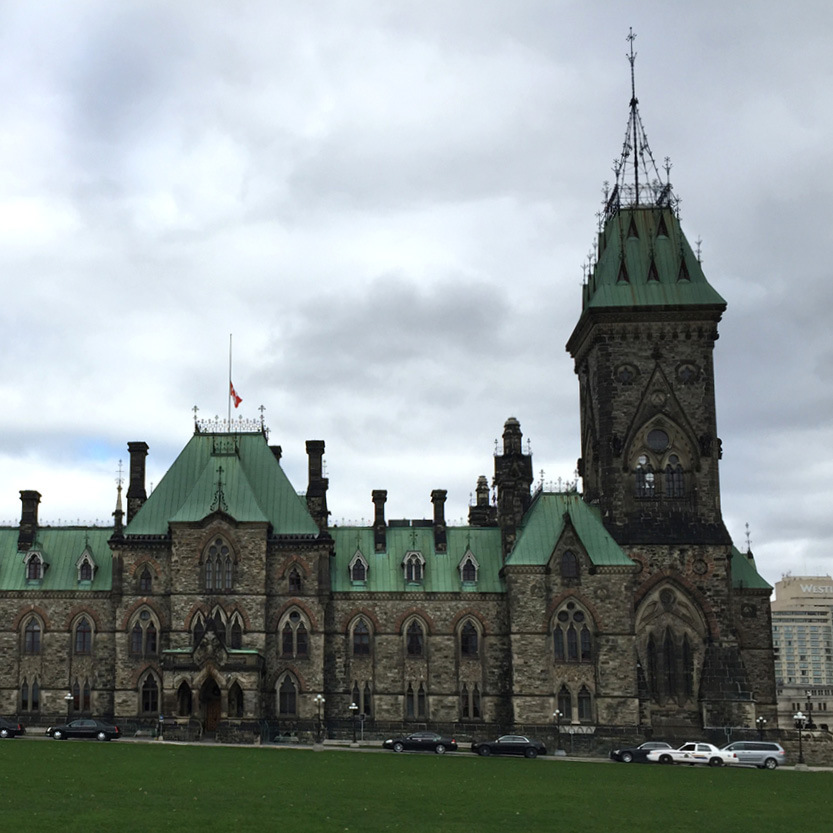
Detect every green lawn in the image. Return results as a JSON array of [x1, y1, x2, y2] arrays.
[[1, 741, 831, 833]]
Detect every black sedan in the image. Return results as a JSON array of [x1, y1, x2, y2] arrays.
[[0, 717, 25, 738], [383, 731, 458, 754], [46, 718, 121, 741], [610, 741, 672, 763], [471, 735, 547, 758]]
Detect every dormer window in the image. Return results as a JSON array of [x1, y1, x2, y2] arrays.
[[24, 552, 44, 581], [459, 550, 479, 584], [349, 551, 369, 584], [403, 551, 424, 584], [77, 549, 96, 583]]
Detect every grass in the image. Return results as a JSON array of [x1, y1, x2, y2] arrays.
[[1, 741, 832, 833]]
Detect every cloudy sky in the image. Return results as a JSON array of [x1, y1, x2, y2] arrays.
[[1, 0, 831, 588]]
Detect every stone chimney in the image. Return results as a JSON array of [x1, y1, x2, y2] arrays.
[[270, 444, 282, 462], [126, 442, 149, 523], [431, 489, 447, 552], [494, 417, 533, 559], [305, 440, 329, 530], [468, 476, 496, 526], [18, 490, 41, 550], [372, 490, 387, 552]]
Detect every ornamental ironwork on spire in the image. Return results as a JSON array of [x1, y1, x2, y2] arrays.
[[604, 29, 677, 221]]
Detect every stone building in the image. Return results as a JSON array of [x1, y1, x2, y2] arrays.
[[0, 75, 776, 742]]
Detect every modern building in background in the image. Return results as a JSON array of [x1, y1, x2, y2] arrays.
[[0, 56, 777, 741], [772, 575, 833, 729]]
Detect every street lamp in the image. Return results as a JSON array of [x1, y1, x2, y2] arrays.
[[755, 716, 767, 741], [64, 691, 73, 720], [349, 701, 358, 745], [794, 710, 806, 765], [313, 694, 325, 743], [553, 710, 563, 753]]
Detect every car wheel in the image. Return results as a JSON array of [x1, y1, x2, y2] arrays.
[[763, 757, 778, 770], [435, 744, 446, 754], [97, 731, 109, 741], [392, 742, 404, 753], [479, 746, 491, 757], [620, 751, 633, 763], [659, 754, 673, 765], [0, 729, 9, 739], [524, 748, 538, 759], [53, 730, 63, 740], [708, 757, 723, 767]]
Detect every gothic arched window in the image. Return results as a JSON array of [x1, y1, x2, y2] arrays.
[[460, 621, 479, 657], [352, 619, 371, 656], [23, 619, 41, 654], [553, 604, 593, 663], [406, 620, 424, 656], [74, 618, 92, 655]]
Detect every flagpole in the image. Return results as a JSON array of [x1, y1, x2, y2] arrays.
[[228, 334, 232, 426]]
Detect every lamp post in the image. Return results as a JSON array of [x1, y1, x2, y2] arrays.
[[553, 710, 563, 753], [349, 701, 358, 745], [806, 689, 814, 729], [313, 694, 325, 743], [794, 710, 806, 765], [755, 716, 767, 741], [64, 691, 73, 721]]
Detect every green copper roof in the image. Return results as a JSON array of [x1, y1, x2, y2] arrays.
[[125, 432, 319, 537], [331, 525, 505, 593], [0, 527, 113, 591], [506, 492, 632, 567], [730, 545, 772, 591], [581, 207, 726, 313]]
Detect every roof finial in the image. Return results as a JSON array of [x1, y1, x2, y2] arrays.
[[627, 28, 639, 203]]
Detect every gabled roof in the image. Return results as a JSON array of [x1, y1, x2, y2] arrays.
[[0, 527, 113, 591], [506, 491, 633, 568], [331, 526, 504, 593], [581, 206, 726, 313], [125, 432, 319, 537]]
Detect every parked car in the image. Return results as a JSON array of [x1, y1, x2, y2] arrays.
[[383, 731, 458, 754], [46, 718, 121, 741], [0, 717, 25, 738], [646, 741, 736, 767], [610, 741, 672, 763], [471, 735, 547, 758], [721, 741, 786, 769]]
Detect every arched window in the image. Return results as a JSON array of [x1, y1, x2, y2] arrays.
[[664, 629, 676, 696], [230, 619, 243, 649], [23, 619, 41, 654], [79, 560, 93, 581], [21, 678, 40, 712], [228, 682, 244, 718], [280, 610, 308, 658], [460, 621, 479, 657], [129, 609, 158, 657], [139, 567, 152, 592], [26, 553, 43, 581], [561, 550, 579, 579], [682, 635, 694, 697], [406, 620, 424, 656], [557, 685, 572, 719], [461, 683, 482, 720], [278, 676, 297, 716], [635, 456, 655, 498], [203, 538, 233, 592], [578, 686, 593, 722], [459, 551, 479, 584], [72, 678, 91, 712], [352, 619, 370, 656], [665, 455, 685, 498], [141, 676, 159, 714], [405, 681, 427, 720], [363, 683, 372, 716], [553, 604, 592, 663], [403, 552, 424, 583], [193, 616, 205, 646], [177, 682, 192, 717], [349, 551, 368, 583], [74, 618, 92, 655]]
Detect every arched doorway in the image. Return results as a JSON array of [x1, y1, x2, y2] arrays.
[[200, 677, 222, 732]]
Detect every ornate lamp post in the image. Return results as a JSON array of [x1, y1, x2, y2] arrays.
[[64, 691, 73, 721], [349, 701, 358, 745], [553, 710, 563, 753], [313, 694, 325, 744], [794, 710, 806, 765], [755, 716, 767, 741]]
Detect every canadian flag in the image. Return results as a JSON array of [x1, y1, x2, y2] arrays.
[[229, 381, 242, 408]]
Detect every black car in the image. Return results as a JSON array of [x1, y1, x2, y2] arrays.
[[610, 741, 672, 763], [471, 735, 547, 758], [0, 717, 25, 738], [46, 718, 121, 741], [383, 731, 458, 754]]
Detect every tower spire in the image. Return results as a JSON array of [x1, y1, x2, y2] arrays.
[[605, 29, 675, 220]]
